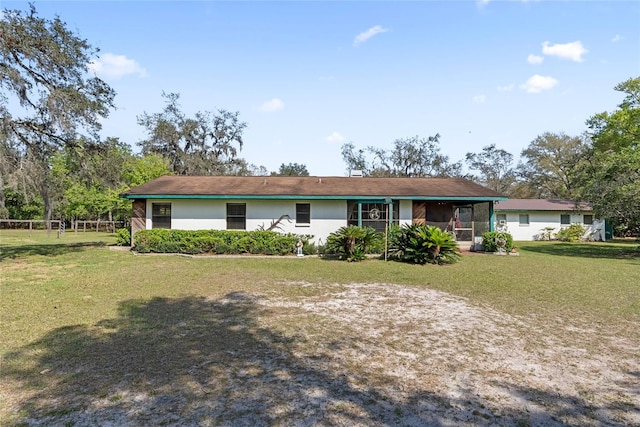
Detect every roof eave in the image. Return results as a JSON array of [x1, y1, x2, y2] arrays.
[[120, 194, 507, 201]]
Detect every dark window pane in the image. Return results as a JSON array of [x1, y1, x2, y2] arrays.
[[296, 203, 310, 224], [152, 203, 171, 229], [227, 203, 246, 230], [583, 214, 593, 225], [560, 214, 570, 225]]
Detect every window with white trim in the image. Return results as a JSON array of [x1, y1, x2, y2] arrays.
[[560, 214, 571, 225], [519, 214, 529, 226]]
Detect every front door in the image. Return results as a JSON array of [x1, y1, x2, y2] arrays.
[[453, 206, 474, 242]]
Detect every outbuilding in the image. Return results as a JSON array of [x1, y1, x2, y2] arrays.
[[493, 199, 606, 241]]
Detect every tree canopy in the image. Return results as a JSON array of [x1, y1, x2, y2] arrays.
[[579, 77, 640, 234], [0, 4, 116, 222], [464, 144, 516, 194], [341, 135, 462, 178], [516, 132, 587, 199], [137, 92, 247, 176], [271, 163, 310, 176]]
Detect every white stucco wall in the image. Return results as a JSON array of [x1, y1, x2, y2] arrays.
[[495, 211, 605, 241], [145, 199, 349, 243]]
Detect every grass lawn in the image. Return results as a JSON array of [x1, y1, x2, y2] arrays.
[[1, 230, 639, 426]]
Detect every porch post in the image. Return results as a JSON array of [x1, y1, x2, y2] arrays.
[[489, 202, 495, 232]]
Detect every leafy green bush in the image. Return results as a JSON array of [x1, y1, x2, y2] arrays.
[[481, 231, 514, 253], [555, 224, 586, 242], [324, 225, 382, 262], [388, 223, 461, 265], [132, 229, 313, 255], [115, 228, 131, 246]]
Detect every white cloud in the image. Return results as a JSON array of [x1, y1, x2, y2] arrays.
[[324, 131, 345, 144], [87, 53, 147, 79], [611, 34, 623, 43], [472, 95, 486, 104], [497, 84, 514, 92], [542, 41, 588, 62], [353, 25, 389, 47], [520, 74, 558, 93], [527, 54, 544, 64], [259, 98, 284, 113]]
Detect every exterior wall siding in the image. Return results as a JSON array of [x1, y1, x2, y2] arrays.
[[144, 199, 349, 243], [496, 211, 605, 241], [131, 199, 146, 246], [140, 198, 493, 243]]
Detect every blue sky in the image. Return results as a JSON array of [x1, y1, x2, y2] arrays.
[[4, 1, 639, 176]]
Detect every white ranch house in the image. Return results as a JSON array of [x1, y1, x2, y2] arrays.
[[493, 199, 606, 241], [121, 175, 507, 248]]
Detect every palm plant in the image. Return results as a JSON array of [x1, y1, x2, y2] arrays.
[[389, 223, 460, 265], [324, 225, 381, 261]]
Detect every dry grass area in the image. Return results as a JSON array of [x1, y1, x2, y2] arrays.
[[3, 283, 638, 426], [1, 231, 639, 426]]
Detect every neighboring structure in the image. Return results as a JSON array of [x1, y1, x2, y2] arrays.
[[121, 175, 507, 247], [493, 199, 606, 241]]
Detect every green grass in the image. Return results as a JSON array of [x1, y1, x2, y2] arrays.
[[1, 230, 639, 424], [1, 231, 638, 354]]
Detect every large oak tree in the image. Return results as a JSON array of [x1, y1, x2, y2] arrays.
[[137, 92, 247, 176], [1, 5, 116, 223], [341, 135, 462, 177], [580, 77, 640, 234]]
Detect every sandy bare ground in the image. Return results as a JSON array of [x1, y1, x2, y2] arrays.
[[5, 282, 639, 426]]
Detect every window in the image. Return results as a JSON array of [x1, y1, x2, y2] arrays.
[[560, 214, 571, 225], [496, 213, 507, 226], [296, 203, 311, 225], [583, 214, 593, 225], [519, 214, 529, 226], [227, 203, 246, 230], [152, 203, 171, 229]]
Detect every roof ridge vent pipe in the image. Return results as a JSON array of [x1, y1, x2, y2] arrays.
[[318, 178, 322, 184], [350, 170, 363, 177], [263, 178, 267, 185]]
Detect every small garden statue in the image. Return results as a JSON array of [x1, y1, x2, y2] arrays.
[[296, 240, 304, 257], [495, 233, 507, 255]]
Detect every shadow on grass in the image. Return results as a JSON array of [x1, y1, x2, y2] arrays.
[[518, 241, 640, 260], [3, 294, 635, 426], [0, 241, 106, 261]]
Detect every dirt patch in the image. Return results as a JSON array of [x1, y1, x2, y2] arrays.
[[259, 283, 639, 426], [5, 283, 639, 426]]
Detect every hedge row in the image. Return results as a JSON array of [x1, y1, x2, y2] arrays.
[[133, 229, 314, 255]]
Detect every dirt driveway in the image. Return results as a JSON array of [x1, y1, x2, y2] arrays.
[[7, 282, 639, 426]]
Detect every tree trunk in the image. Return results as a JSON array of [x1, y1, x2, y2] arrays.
[[39, 183, 53, 231]]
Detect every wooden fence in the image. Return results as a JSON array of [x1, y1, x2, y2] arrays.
[[73, 220, 124, 233], [0, 219, 64, 237]]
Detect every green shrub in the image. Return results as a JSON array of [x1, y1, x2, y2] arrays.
[[388, 223, 461, 265], [115, 228, 131, 246], [555, 224, 586, 242], [324, 225, 382, 262], [132, 229, 313, 256], [481, 231, 514, 253]]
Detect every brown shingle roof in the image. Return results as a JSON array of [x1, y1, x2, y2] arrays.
[[495, 199, 592, 211], [122, 175, 506, 200]]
